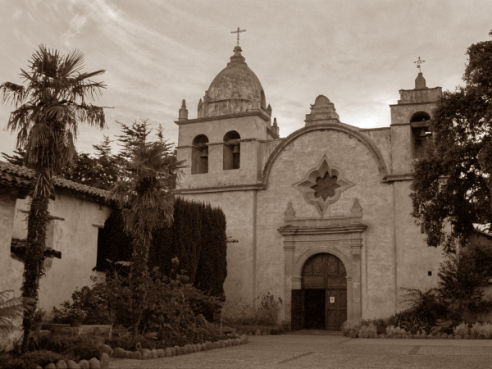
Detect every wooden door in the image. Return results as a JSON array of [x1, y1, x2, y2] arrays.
[[325, 288, 347, 330], [291, 289, 304, 330], [301, 253, 347, 331]]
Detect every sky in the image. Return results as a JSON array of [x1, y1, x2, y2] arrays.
[[0, 0, 491, 155]]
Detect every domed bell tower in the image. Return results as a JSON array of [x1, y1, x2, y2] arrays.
[[176, 44, 279, 191]]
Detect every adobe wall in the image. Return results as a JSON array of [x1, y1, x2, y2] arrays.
[[393, 180, 442, 309], [9, 193, 110, 312], [0, 194, 20, 293]]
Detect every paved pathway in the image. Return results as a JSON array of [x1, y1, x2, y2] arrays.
[[109, 333, 492, 369]]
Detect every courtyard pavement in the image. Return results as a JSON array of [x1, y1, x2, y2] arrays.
[[109, 332, 492, 369]]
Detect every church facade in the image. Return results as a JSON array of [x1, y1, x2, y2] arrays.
[[175, 46, 443, 329]]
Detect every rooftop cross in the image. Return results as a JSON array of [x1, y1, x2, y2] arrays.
[[414, 56, 425, 72], [231, 27, 246, 46]]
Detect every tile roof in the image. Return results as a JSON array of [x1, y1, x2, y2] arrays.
[[0, 161, 111, 203]]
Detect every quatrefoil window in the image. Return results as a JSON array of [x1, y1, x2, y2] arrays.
[[294, 155, 354, 215]]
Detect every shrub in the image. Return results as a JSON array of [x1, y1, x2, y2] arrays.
[[20, 350, 63, 366], [30, 333, 102, 357], [221, 292, 282, 326], [341, 320, 361, 338], [470, 322, 492, 339], [358, 323, 377, 338], [52, 277, 111, 325], [52, 304, 87, 325], [392, 288, 447, 334], [385, 325, 408, 338], [254, 293, 282, 326], [0, 353, 26, 369], [453, 322, 470, 338], [67, 342, 101, 361]]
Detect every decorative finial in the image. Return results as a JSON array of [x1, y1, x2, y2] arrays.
[[231, 26, 246, 47], [178, 99, 188, 121], [414, 56, 425, 72]]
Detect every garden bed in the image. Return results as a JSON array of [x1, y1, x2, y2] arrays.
[[110, 335, 248, 360]]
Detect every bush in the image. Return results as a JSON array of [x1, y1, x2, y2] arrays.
[[0, 354, 26, 369], [254, 293, 282, 326], [358, 322, 377, 338], [52, 277, 111, 325], [67, 342, 101, 360], [30, 333, 102, 359], [221, 292, 282, 326], [470, 322, 492, 339], [391, 288, 447, 334], [385, 325, 408, 338], [453, 322, 470, 338], [52, 304, 87, 325], [20, 350, 63, 367], [341, 320, 361, 338]]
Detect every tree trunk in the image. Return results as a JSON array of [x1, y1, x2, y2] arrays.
[[130, 235, 150, 339], [21, 189, 49, 352]]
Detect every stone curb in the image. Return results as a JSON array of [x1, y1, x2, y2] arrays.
[[40, 355, 108, 369], [110, 335, 249, 360]]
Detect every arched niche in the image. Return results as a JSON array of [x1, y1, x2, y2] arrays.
[[191, 134, 209, 174], [223, 130, 240, 170]]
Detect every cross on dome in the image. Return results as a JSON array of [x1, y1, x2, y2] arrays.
[[231, 27, 246, 46]]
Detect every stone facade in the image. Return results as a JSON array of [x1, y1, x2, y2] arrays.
[[176, 47, 443, 327]]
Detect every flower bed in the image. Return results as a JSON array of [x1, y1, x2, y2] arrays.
[[342, 320, 492, 339]]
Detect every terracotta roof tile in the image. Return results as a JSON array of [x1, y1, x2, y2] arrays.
[[0, 161, 111, 203]]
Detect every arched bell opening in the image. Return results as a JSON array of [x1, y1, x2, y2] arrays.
[[410, 111, 432, 159], [191, 134, 209, 174], [223, 130, 240, 170]]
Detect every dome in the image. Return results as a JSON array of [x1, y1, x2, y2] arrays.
[[198, 46, 268, 118]]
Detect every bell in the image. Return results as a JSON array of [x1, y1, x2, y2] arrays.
[[419, 130, 431, 137], [232, 144, 240, 154]]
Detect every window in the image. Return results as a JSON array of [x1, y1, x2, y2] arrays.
[[191, 135, 209, 174], [223, 131, 240, 170]]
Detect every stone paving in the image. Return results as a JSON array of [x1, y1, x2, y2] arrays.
[[109, 333, 492, 369]]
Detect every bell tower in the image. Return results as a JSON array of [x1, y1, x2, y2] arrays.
[[389, 61, 442, 174]]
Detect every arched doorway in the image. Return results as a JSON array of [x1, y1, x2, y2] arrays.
[[294, 253, 347, 330]]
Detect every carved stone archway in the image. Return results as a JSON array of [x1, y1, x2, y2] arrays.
[[278, 200, 366, 328]]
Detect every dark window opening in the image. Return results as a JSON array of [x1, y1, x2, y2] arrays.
[[223, 131, 240, 170]]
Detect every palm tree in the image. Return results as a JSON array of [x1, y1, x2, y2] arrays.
[[113, 121, 177, 338], [0, 45, 105, 351]]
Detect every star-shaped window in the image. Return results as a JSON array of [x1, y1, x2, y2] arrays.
[[294, 155, 354, 215], [311, 172, 341, 200]]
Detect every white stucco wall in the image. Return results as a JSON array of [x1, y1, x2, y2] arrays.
[[6, 193, 110, 312]]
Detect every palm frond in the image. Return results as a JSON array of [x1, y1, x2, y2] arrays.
[[0, 82, 26, 106], [0, 290, 24, 333]]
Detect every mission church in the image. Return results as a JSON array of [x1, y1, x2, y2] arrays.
[[0, 37, 446, 333], [175, 38, 443, 329]]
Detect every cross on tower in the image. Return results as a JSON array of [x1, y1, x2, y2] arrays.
[[231, 27, 246, 46], [414, 56, 425, 72]]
